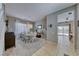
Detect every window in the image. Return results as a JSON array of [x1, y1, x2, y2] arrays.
[[37, 25, 42, 29]]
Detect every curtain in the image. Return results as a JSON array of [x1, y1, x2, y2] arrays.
[[15, 22, 30, 36]]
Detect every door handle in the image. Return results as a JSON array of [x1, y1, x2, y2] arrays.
[[69, 35, 73, 41]]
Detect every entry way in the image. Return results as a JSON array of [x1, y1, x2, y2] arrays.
[[57, 22, 76, 55]]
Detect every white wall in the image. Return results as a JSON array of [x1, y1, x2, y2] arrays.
[[76, 4, 79, 50], [7, 16, 16, 32], [35, 18, 47, 38], [35, 5, 76, 44], [47, 14, 57, 42], [35, 20, 42, 28], [0, 4, 5, 55], [35, 19, 46, 28], [46, 5, 76, 44]]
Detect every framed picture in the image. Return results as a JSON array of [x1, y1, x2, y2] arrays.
[[37, 25, 42, 29], [78, 20, 79, 26], [49, 24, 52, 28]]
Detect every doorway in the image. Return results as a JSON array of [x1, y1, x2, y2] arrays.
[[57, 21, 76, 55]]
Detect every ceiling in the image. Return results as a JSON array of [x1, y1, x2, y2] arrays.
[[5, 3, 75, 22]]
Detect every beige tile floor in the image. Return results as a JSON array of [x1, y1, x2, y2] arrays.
[[4, 39, 58, 56], [32, 41, 57, 56], [33, 41, 76, 56], [4, 39, 77, 56], [4, 39, 46, 56]]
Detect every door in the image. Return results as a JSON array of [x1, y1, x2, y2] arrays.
[[57, 22, 75, 55]]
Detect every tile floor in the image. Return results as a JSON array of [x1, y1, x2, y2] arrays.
[[4, 38, 46, 56], [3, 38, 77, 56], [33, 41, 57, 56]]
